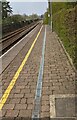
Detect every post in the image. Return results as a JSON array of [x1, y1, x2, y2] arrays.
[[48, 0, 52, 30], [48, 0, 51, 26]]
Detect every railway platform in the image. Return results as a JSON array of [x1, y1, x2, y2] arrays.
[[0, 24, 76, 120]]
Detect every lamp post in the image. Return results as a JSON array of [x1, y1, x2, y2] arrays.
[[48, 0, 52, 30], [48, 0, 51, 26]]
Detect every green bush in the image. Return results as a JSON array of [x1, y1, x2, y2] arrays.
[[52, 2, 76, 68]]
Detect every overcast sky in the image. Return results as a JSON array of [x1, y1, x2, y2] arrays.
[[10, 2, 48, 15]]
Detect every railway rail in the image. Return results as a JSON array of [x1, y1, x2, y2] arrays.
[[0, 21, 39, 56]]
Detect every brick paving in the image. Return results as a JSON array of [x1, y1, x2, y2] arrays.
[[40, 26, 75, 119], [1, 25, 45, 119], [1, 24, 41, 95], [0, 25, 76, 119]]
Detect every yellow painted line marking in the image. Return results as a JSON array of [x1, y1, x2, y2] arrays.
[[0, 25, 43, 110]]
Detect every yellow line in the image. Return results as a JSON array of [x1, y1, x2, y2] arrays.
[[0, 25, 43, 110]]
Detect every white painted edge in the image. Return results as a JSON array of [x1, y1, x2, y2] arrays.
[[50, 95, 56, 118], [54, 94, 76, 98], [51, 117, 76, 118], [0, 25, 39, 59]]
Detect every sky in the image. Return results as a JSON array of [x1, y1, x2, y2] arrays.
[[9, 2, 48, 15]]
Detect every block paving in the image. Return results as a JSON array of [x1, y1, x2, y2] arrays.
[[0, 25, 76, 120]]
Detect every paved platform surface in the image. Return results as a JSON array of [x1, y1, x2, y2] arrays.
[[0, 25, 76, 120]]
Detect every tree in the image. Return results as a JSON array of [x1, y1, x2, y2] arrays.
[[28, 14, 39, 20], [43, 10, 48, 24], [1, 0, 13, 19], [10, 14, 24, 23]]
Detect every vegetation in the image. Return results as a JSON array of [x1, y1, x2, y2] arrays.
[[51, 2, 77, 69], [43, 9, 49, 24], [1, 0, 13, 19], [0, 0, 40, 36], [43, 2, 77, 68], [44, 2, 77, 68]]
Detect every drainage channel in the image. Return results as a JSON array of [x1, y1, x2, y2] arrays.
[[32, 25, 46, 119]]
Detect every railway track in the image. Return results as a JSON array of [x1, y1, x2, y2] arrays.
[[0, 21, 39, 56]]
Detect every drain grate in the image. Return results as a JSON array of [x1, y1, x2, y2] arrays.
[[50, 94, 76, 119]]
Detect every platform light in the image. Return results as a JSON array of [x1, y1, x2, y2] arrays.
[[48, 14, 50, 17], [12, 21, 14, 24]]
